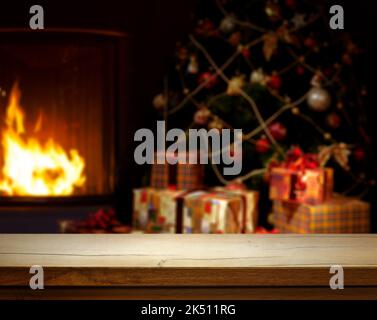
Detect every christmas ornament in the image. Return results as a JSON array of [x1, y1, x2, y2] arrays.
[[198, 72, 218, 89], [239, 45, 251, 59], [353, 147, 366, 161], [220, 15, 236, 33], [256, 137, 270, 153], [265, 1, 282, 22], [268, 122, 287, 141], [152, 93, 167, 110], [193, 107, 211, 125], [250, 68, 266, 85], [226, 75, 246, 96], [291, 13, 306, 29], [187, 55, 199, 74], [326, 112, 341, 128], [267, 73, 282, 91], [263, 32, 278, 61], [307, 87, 331, 112]]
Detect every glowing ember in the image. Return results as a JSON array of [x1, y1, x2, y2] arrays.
[[0, 83, 86, 196]]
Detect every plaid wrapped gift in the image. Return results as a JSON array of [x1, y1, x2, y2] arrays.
[[213, 187, 259, 233], [150, 151, 204, 190], [269, 167, 333, 205], [273, 196, 370, 233], [183, 191, 242, 233]]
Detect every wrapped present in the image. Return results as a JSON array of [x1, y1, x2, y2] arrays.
[[269, 148, 333, 204], [273, 196, 370, 233], [183, 191, 242, 233], [133, 187, 188, 233], [270, 167, 333, 204], [212, 186, 259, 233], [150, 151, 204, 190]]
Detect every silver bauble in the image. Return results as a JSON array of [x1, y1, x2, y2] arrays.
[[307, 87, 331, 112]]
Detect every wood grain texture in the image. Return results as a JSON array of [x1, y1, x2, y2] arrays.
[[0, 234, 376, 299]]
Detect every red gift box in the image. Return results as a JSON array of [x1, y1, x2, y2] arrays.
[[269, 148, 333, 204]]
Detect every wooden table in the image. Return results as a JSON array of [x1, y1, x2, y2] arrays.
[[0, 234, 376, 299]]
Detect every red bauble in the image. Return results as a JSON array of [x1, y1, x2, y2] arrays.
[[268, 122, 287, 141], [256, 137, 271, 153], [267, 74, 282, 90], [304, 37, 317, 50], [326, 112, 341, 128], [241, 47, 251, 59], [353, 148, 366, 161], [198, 72, 218, 89]]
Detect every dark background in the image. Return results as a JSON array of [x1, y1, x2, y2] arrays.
[[0, 0, 375, 229]]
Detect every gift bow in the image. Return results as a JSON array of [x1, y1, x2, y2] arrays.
[[283, 147, 319, 171], [318, 143, 350, 171]]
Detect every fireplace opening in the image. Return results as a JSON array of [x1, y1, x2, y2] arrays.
[[0, 29, 125, 207]]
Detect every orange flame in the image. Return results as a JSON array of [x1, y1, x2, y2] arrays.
[[0, 83, 86, 196]]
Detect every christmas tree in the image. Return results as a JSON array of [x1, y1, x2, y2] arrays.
[[152, 0, 373, 226]]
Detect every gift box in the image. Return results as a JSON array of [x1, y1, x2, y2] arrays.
[[269, 167, 333, 204], [134, 187, 256, 234], [133, 187, 188, 233], [269, 147, 334, 205], [212, 187, 259, 233], [182, 191, 243, 233], [273, 196, 370, 233]]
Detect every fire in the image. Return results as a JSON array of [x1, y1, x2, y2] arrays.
[[0, 83, 86, 196]]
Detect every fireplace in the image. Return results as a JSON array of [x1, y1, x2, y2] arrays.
[[0, 29, 129, 231]]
